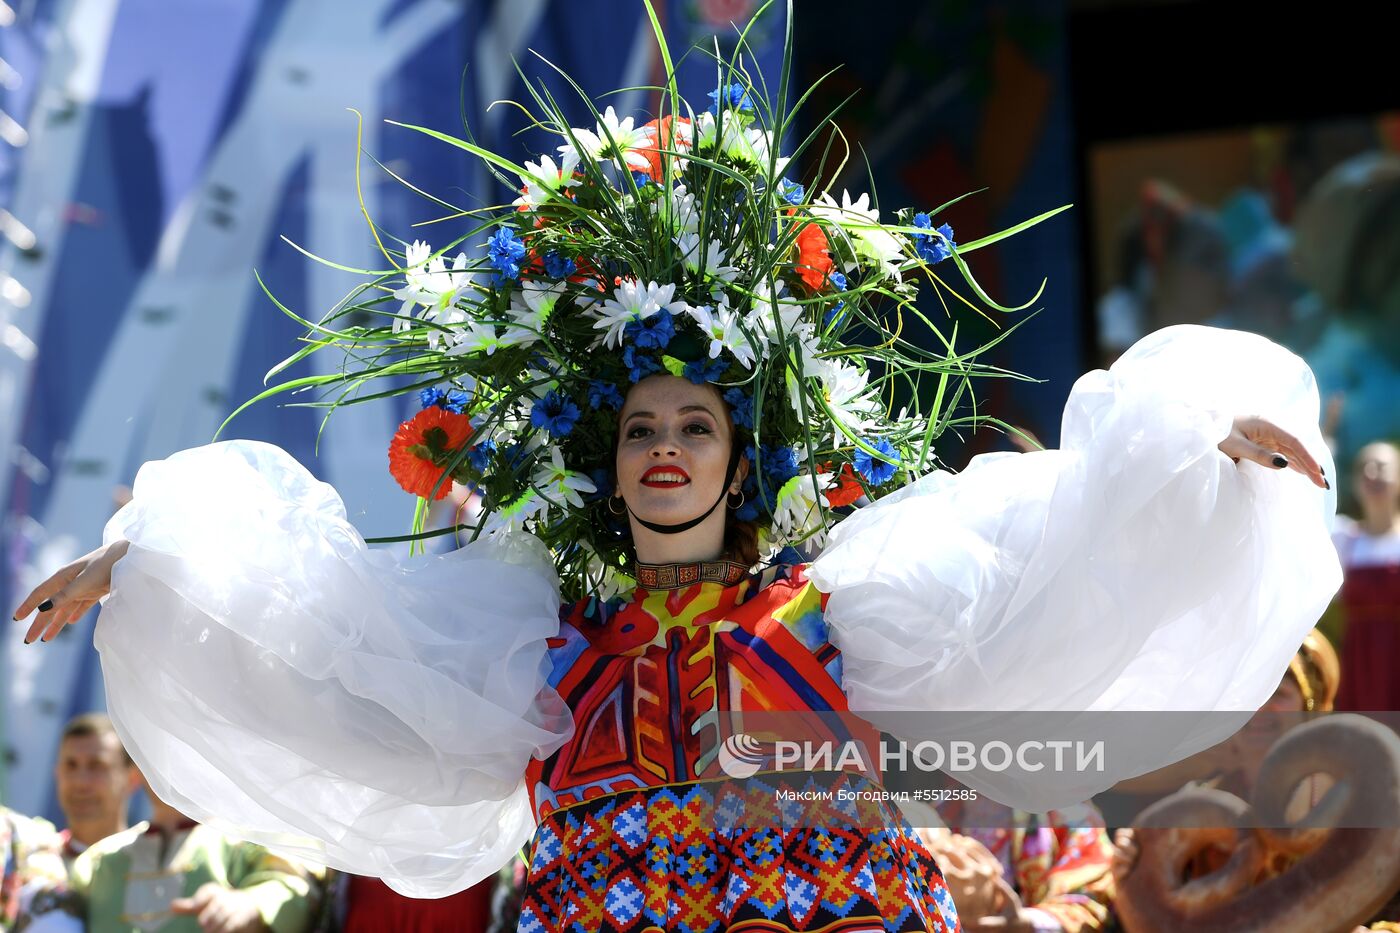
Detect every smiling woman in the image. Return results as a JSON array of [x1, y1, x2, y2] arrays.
[[614, 375, 752, 566]]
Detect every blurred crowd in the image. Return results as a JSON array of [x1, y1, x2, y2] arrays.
[[1096, 150, 1400, 477], [0, 712, 507, 932]]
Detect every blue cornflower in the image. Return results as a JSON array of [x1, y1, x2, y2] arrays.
[[530, 390, 581, 439], [624, 309, 675, 350], [911, 213, 956, 265], [708, 83, 754, 114], [853, 438, 901, 486], [588, 468, 613, 500], [500, 443, 531, 470], [419, 387, 446, 409], [487, 227, 527, 280], [588, 380, 624, 411], [630, 171, 655, 189], [466, 439, 497, 472], [777, 177, 805, 206], [823, 300, 848, 330], [683, 357, 727, 385], [623, 346, 661, 383], [723, 388, 753, 430], [443, 389, 470, 414], [759, 444, 800, 491], [756, 442, 800, 509], [543, 252, 577, 280], [829, 270, 847, 291]]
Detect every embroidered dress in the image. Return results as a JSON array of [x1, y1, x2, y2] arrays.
[[87, 326, 1341, 922], [521, 563, 957, 931]]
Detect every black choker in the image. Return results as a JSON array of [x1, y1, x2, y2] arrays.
[[634, 560, 749, 590]]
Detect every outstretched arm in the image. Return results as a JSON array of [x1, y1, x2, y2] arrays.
[[14, 440, 571, 898], [14, 539, 128, 642], [810, 325, 1339, 811]]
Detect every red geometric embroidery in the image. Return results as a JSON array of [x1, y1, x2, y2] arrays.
[[519, 773, 960, 933]]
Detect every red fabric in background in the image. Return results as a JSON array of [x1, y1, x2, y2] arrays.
[[1335, 562, 1400, 711], [344, 875, 493, 933]]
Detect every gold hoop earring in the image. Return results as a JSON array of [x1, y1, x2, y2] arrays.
[[727, 489, 746, 511], [607, 495, 627, 516]]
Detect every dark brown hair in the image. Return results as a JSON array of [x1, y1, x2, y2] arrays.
[[722, 513, 760, 567], [61, 712, 133, 766]]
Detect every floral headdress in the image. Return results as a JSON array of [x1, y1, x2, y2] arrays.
[[235, 3, 1065, 602]]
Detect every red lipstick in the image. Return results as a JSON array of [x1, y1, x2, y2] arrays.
[[641, 466, 691, 487]]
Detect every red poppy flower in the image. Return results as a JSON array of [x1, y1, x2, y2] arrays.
[[791, 213, 835, 293], [388, 407, 474, 500], [821, 462, 864, 507], [570, 256, 608, 292], [636, 115, 692, 181]]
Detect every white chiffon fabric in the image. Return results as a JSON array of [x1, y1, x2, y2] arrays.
[[807, 324, 1342, 809], [98, 441, 573, 897], [95, 324, 1339, 897]]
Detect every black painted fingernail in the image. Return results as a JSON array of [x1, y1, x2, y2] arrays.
[[1321, 465, 1327, 476], [1324, 478, 1331, 490], [1271, 455, 1288, 469], [37, 599, 53, 613]]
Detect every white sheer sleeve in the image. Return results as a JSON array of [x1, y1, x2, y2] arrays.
[[807, 325, 1341, 811], [96, 440, 572, 897]]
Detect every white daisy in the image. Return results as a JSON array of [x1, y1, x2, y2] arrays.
[[392, 241, 472, 332], [687, 299, 755, 369], [783, 324, 829, 415], [817, 359, 879, 438], [532, 446, 598, 512], [772, 472, 834, 547], [675, 233, 739, 284], [513, 152, 581, 210], [486, 488, 546, 536], [424, 304, 470, 351], [445, 320, 509, 357], [565, 106, 656, 172], [650, 182, 700, 235], [810, 190, 905, 280], [590, 278, 687, 349], [746, 277, 804, 347], [500, 280, 567, 348], [585, 548, 636, 602]]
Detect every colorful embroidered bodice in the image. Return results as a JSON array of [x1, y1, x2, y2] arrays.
[[525, 563, 878, 818], [516, 563, 960, 933]]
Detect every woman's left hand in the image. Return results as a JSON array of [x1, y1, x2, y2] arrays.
[[1218, 416, 1328, 490]]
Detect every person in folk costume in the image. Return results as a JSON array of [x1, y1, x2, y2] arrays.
[[1332, 440, 1400, 712], [14, 8, 1337, 932]]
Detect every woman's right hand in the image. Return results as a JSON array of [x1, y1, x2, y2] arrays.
[[11, 539, 129, 643]]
